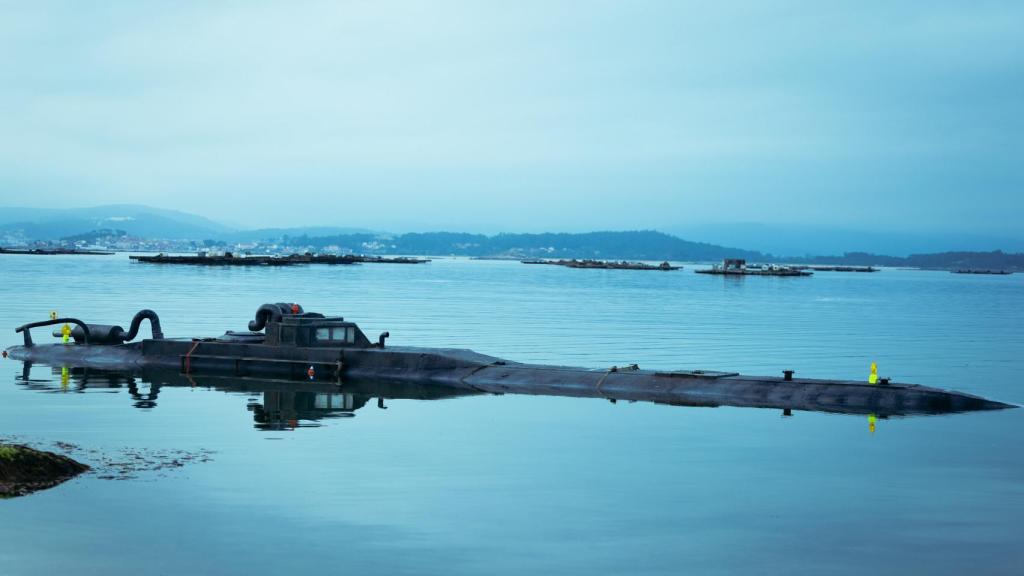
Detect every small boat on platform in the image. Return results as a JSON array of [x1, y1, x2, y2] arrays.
[[696, 259, 812, 277]]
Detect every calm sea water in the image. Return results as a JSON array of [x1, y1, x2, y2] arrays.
[[1, 254, 1022, 575]]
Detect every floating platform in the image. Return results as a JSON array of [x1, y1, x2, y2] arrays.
[[951, 269, 1014, 275], [522, 259, 680, 271], [130, 253, 292, 266], [5, 304, 1013, 417], [696, 267, 812, 277], [793, 265, 878, 272], [129, 253, 429, 266], [696, 258, 812, 277], [1, 247, 113, 256]]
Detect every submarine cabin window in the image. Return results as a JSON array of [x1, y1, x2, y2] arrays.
[[315, 326, 355, 343]]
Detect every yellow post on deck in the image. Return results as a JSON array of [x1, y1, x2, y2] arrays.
[[868, 362, 878, 385]]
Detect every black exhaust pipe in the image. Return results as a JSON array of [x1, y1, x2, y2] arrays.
[[123, 309, 164, 341], [248, 303, 304, 332]]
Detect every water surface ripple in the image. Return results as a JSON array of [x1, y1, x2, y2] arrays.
[[1, 255, 1021, 575]]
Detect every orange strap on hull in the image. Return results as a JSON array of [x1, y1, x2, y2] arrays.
[[183, 340, 201, 374]]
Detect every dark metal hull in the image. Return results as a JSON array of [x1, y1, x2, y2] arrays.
[[5, 339, 1013, 417]]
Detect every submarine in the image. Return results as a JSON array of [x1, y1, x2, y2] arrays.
[[4, 303, 1015, 417]]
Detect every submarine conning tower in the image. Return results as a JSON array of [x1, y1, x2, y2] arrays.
[[245, 302, 381, 348]]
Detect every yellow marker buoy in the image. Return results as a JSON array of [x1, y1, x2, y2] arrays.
[[61, 323, 71, 344], [868, 362, 878, 385], [868, 413, 877, 433]]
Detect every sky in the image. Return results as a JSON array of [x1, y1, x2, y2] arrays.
[[1, 1, 1021, 236]]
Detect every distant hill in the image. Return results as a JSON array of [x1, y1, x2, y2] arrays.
[[3, 204, 1020, 270], [0, 205, 382, 244], [291, 230, 766, 261], [219, 226, 379, 243], [673, 223, 1024, 257], [787, 251, 1024, 271], [0, 204, 229, 242], [290, 230, 1022, 269], [59, 228, 128, 243]]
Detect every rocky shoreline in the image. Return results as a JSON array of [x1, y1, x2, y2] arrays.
[[0, 444, 90, 498]]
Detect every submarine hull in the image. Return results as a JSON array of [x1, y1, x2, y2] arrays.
[[5, 340, 1012, 416]]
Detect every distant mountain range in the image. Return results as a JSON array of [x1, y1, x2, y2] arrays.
[[785, 250, 1024, 271], [287, 230, 765, 262], [218, 226, 378, 243], [671, 223, 1024, 257], [1, 204, 1021, 270], [0, 205, 375, 244], [0, 204, 229, 242], [235, 231, 1023, 270]]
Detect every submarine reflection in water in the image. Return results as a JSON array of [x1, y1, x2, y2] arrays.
[[17, 364, 483, 430], [251, 389, 363, 430], [13, 362, 1001, 433]]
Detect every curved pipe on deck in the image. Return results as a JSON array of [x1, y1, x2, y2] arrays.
[[247, 303, 304, 332], [15, 318, 91, 346], [123, 309, 164, 341]]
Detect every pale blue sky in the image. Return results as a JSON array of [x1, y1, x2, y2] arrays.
[[1, 1, 1021, 235]]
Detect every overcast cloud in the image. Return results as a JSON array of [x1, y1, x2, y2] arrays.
[[1, 1, 1021, 234]]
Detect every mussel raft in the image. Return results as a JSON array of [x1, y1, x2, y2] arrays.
[[4, 303, 1015, 417]]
